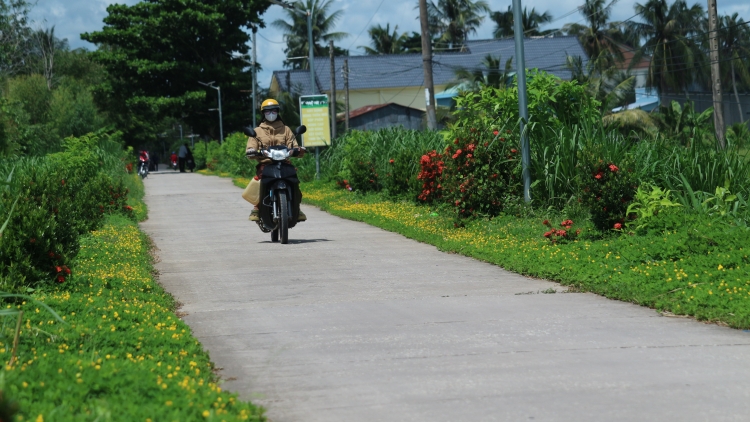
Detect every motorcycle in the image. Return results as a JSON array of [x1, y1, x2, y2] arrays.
[[138, 159, 149, 178], [244, 125, 306, 244], [170, 158, 178, 171]]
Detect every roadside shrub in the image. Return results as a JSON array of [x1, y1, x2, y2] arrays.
[[217, 132, 255, 177], [417, 150, 444, 202], [440, 126, 522, 218], [192, 140, 220, 170], [578, 153, 638, 231], [0, 132, 132, 292]]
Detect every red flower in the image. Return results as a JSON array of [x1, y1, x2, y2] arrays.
[[389, 159, 394, 164], [57, 275, 65, 283], [55, 266, 62, 273], [483, 142, 489, 147], [499, 137, 505, 142], [493, 130, 499, 136], [63, 266, 71, 275], [455, 200, 461, 206], [61, 179, 65, 186], [543, 231, 552, 238], [594, 173, 602, 179], [609, 164, 619, 172], [542, 219, 550, 226], [124, 205, 133, 211], [454, 138, 459, 145], [467, 144, 476, 152], [510, 148, 518, 154], [614, 223, 622, 230]]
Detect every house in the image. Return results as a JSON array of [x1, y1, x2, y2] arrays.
[[342, 103, 425, 131], [270, 36, 588, 114]]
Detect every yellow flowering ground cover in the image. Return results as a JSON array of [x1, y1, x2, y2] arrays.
[[0, 214, 264, 421], [301, 182, 750, 329]]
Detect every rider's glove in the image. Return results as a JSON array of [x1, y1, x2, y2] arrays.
[[293, 147, 306, 158]]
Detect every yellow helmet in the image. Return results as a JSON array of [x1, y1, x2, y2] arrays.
[[261, 98, 280, 111]]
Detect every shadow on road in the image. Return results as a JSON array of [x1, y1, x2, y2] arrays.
[[257, 238, 331, 244]]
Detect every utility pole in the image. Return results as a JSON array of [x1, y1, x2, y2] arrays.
[[418, 0, 437, 130], [512, 0, 531, 203], [252, 25, 258, 128], [307, 10, 316, 94], [707, 0, 725, 148], [329, 40, 337, 141], [198, 81, 224, 144], [344, 59, 350, 132]]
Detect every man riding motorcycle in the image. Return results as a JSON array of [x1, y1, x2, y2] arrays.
[[245, 98, 307, 222]]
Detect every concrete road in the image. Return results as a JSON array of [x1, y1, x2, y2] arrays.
[[140, 172, 750, 422]]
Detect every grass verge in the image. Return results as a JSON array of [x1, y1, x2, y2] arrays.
[[301, 182, 750, 329], [1, 187, 264, 421]]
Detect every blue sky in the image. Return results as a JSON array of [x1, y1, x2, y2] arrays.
[[30, 0, 750, 88]]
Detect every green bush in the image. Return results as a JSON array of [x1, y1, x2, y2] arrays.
[[440, 126, 521, 218], [578, 152, 638, 231], [0, 132, 133, 292]]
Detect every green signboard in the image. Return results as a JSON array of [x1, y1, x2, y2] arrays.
[[299, 95, 331, 147]]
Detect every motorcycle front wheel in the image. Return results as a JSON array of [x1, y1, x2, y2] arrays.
[[278, 191, 289, 244]]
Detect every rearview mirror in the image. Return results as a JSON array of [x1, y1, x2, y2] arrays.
[[243, 126, 257, 137], [295, 125, 307, 136]]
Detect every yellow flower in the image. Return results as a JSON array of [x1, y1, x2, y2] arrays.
[[203, 410, 210, 418], [36, 415, 44, 422], [718, 264, 724, 270]]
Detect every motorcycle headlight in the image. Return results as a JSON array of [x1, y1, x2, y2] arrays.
[[267, 149, 289, 161]]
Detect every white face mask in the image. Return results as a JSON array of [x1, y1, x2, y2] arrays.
[[265, 112, 278, 122]]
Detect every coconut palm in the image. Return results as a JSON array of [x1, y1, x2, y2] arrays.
[[566, 52, 635, 112], [490, 6, 554, 38], [426, 0, 491, 50], [562, 0, 626, 65], [272, 0, 348, 70], [718, 13, 750, 123], [360, 24, 409, 55], [627, 0, 706, 94], [449, 54, 514, 90]]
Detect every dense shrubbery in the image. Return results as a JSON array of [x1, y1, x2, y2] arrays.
[[0, 131, 134, 292]]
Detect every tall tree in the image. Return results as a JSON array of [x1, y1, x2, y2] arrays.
[[718, 13, 750, 122], [562, 0, 626, 63], [272, 0, 348, 70], [628, 0, 706, 94], [360, 24, 409, 55], [426, 0, 491, 50], [491, 6, 553, 38], [82, 0, 268, 145], [0, 0, 32, 77]]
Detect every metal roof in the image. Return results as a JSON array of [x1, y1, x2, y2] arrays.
[[272, 36, 588, 95]]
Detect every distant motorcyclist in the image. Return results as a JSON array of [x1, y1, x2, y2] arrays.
[[245, 98, 307, 222]]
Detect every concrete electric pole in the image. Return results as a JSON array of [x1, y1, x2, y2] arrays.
[[329, 40, 337, 141], [418, 0, 438, 130], [707, 0, 725, 148]]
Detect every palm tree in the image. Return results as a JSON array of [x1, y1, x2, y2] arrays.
[[627, 0, 706, 94], [272, 0, 348, 70], [426, 0, 491, 50], [360, 24, 409, 55], [718, 13, 750, 123], [490, 6, 553, 38], [450, 54, 514, 90], [562, 0, 625, 65], [566, 52, 635, 112]]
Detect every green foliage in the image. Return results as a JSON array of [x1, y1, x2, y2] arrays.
[[441, 126, 521, 218], [82, 0, 269, 146], [321, 128, 444, 198], [625, 184, 682, 232], [578, 152, 638, 231], [192, 140, 221, 171], [48, 80, 103, 139], [1, 215, 265, 421], [0, 132, 133, 292], [652, 100, 714, 146]]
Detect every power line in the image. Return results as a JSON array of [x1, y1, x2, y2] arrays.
[[345, 0, 387, 52]]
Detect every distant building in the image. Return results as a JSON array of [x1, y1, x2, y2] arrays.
[[341, 103, 424, 131], [270, 36, 588, 114]]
